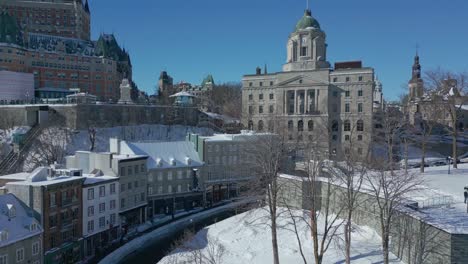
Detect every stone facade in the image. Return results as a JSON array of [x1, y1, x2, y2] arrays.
[[278, 174, 468, 264], [111, 139, 204, 218], [242, 9, 377, 159], [406, 55, 468, 132], [187, 132, 266, 205], [0, 103, 201, 130]]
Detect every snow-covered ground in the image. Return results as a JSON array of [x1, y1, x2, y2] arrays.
[[100, 200, 248, 264], [0, 126, 30, 158], [159, 208, 403, 264], [21, 124, 213, 171], [68, 124, 214, 153]]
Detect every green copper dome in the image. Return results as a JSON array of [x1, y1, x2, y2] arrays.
[[295, 10, 320, 32]]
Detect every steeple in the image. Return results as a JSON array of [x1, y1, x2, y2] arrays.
[[411, 53, 421, 81], [408, 52, 424, 100], [84, 0, 90, 14]]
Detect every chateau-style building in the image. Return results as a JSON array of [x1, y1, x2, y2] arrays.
[[242, 9, 381, 159], [0, 0, 132, 102]]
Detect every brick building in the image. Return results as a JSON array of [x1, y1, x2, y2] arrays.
[[0, 0, 132, 102], [5, 167, 84, 264]]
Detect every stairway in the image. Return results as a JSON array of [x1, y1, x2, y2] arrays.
[[0, 125, 43, 175]]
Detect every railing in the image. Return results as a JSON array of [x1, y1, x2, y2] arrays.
[[418, 195, 454, 209]]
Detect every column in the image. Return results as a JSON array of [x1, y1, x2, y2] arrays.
[[283, 91, 286, 114], [315, 89, 319, 113], [294, 90, 298, 114], [305, 90, 309, 114]]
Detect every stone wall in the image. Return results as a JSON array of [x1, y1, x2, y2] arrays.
[[278, 176, 467, 264], [0, 104, 201, 130]]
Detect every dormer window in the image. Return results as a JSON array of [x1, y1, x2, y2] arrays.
[[156, 159, 163, 168], [30, 223, 37, 231], [7, 204, 16, 219], [0, 231, 8, 242], [170, 158, 176, 166]]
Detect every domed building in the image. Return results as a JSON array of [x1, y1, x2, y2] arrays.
[[242, 8, 381, 160]]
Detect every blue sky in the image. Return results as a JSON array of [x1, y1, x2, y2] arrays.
[[90, 0, 468, 100]]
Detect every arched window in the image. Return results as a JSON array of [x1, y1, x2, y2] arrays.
[[344, 120, 351, 132], [298, 120, 304, 132], [308, 120, 314, 131], [268, 120, 274, 132], [258, 120, 264, 131], [357, 120, 364, 132], [332, 120, 338, 132], [288, 120, 293, 131], [248, 120, 253, 130]]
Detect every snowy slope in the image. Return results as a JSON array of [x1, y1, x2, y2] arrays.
[[159, 208, 403, 264], [68, 124, 214, 153]]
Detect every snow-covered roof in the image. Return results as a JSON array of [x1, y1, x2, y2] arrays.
[[6, 167, 83, 187], [169, 91, 196, 98], [83, 175, 118, 186], [202, 112, 240, 124], [0, 172, 30, 181], [0, 194, 42, 247], [200, 131, 271, 142], [121, 141, 203, 169]]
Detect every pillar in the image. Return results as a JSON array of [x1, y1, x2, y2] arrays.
[[314, 89, 319, 111], [294, 90, 298, 114], [305, 90, 309, 114]]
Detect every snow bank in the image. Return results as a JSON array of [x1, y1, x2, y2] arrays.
[[159, 208, 403, 264]]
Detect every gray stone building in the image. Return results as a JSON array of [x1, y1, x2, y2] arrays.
[[112, 139, 204, 218], [65, 150, 149, 230], [187, 132, 265, 205], [242, 9, 379, 159], [406, 54, 468, 130], [0, 193, 43, 264]]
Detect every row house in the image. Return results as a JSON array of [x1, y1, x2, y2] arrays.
[[5, 167, 84, 264], [0, 194, 43, 264], [110, 139, 204, 218], [65, 151, 148, 232]]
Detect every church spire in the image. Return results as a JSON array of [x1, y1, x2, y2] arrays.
[[84, 0, 90, 14], [411, 52, 421, 81]]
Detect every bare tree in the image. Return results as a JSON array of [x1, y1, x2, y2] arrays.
[[210, 82, 242, 118], [24, 125, 71, 171], [88, 127, 97, 151], [425, 69, 468, 169], [163, 229, 227, 264], [366, 163, 422, 264], [243, 127, 288, 264], [334, 123, 369, 264]]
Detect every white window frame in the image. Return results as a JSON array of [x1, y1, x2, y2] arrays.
[[32, 241, 40, 255], [0, 254, 7, 264], [16, 248, 24, 262]]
